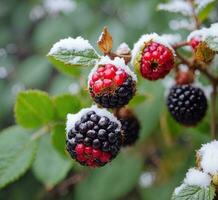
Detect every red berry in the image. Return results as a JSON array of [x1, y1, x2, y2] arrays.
[[189, 38, 201, 49], [103, 79, 112, 87], [139, 42, 174, 80], [100, 152, 111, 163], [114, 74, 124, 86], [77, 154, 86, 162], [92, 73, 99, 82], [97, 67, 105, 73], [104, 68, 116, 79], [86, 159, 94, 167], [75, 144, 85, 155], [84, 146, 92, 155], [92, 149, 102, 158], [93, 80, 103, 93]]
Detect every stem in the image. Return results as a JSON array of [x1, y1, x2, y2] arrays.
[[172, 41, 189, 49], [211, 84, 217, 139], [31, 126, 48, 141], [188, 0, 201, 29]]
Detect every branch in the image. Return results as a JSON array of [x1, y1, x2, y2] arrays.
[[211, 84, 218, 139]]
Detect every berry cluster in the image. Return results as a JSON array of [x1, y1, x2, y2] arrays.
[[140, 41, 174, 80], [167, 85, 207, 126], [89, 60, 136, 108], [66, 106, 122, 167]]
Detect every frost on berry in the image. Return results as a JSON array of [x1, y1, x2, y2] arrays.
[[66, 105, 122, 167], [88, 56, 137, 108], [167, 84, 207, 126], [131, 33, 175, 81]]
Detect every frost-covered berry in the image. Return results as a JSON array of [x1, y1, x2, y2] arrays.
[[115, 108, 140, 147], [167, 84, 207, 126], [88, 56, 137, 108], [131, 33, 175, 81], [66, 105, 122, 167]]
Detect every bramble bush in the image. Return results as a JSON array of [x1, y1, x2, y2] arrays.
[[1, 0, 218, 199]]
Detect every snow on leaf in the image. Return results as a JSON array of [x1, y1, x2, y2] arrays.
[[48, 37, 99, 68], [172, 185, 215, 200], [184, 168, 211, 188], [157, 0, 193, 16]]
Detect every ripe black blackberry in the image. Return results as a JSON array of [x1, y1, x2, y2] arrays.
[[88, 56, 137, 109], [66, 105, 122, 167], [115, 108, 140, 147], [167, 84, 207, 126]]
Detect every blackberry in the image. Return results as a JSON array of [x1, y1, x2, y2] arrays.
[[88, 56, 137, 108], [131, 33, 175, 80], [167, 84, 207, 126], [66, 105, 122, 167], [115, 108, 140, 146]]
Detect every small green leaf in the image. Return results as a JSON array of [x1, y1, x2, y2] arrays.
[[74, 153, 142, 200], [47, 40, 99, 76], [197, 1, 216, 22], [32, 134, 72, 189], [205, 36, 218, 52], [53, 94, 81, 120], [128, 94, 147, 107], [15, 90, 55, 128], [0, 126, 37, 189], [172, 185, 215, 200], [51, 124, 66, 156]]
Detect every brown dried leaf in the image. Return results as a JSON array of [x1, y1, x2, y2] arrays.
[[97, 27, 113, 54], [195, 42, 215, 64]]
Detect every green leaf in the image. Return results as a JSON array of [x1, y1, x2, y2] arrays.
[[197, 1, 216, 22], [74, 153, 142, 200], [32, 134, 72, 189], [136, 80, 164, 139], [128, 94, 147, 107], [205, 36, 218, 52], [0, 126, 37, 189], [16, 56, 52, 88], [47, 43, 99, 76], [172, 185, 215, 200], [15, 90, 55, 128], [53, 94, 81, 120], [51, 124, 66, 156]]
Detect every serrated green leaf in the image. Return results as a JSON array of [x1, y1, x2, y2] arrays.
[[172, 185, 215, 200], [205, 36, 218, 52], [47, 48, 99, 76], [74, 153, 142, 200], [32, 134, 72, 189], [51, 124, 66, 156], [0, 126, 37, 189], [15, 90, 55, 128], [53, 94, 81, 120]]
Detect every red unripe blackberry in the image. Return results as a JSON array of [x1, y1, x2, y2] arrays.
[[115, 108, 140, 147], [189, 37, 201, 49], [66, 105, 122, 167], [132, 34, 175, 81], [88, 56, 137, 108], [167, 85, 207, 126]]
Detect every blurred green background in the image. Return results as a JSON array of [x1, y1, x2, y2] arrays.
[[0, 0, 218, 199]]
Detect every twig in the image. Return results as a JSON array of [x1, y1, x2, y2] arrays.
[[188, 0, 201, 29], [211, 83, 217, 139], [172, 41, 189, 49]]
